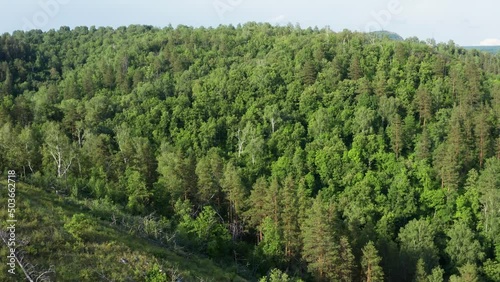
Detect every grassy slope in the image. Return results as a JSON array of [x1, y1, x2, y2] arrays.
[[0, 182, 248, 281]]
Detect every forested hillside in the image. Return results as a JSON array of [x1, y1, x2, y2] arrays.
[[1, 24, 500, 281]]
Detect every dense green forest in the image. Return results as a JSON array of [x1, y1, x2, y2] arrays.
[[0, 23, 500, 281]]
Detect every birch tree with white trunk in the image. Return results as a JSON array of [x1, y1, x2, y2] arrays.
[[43, 122, 76, 178]]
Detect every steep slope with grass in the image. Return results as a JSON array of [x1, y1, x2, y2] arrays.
[[0, 182, 248, 281]]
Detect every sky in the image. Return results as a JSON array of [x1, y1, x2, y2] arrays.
[[1, 0, 499, 46]]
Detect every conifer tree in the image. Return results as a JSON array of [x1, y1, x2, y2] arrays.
[[280, 176, 301, 260], [220, 162, 247, 239], [301, 194, 338, 281], [361, 241, 384, 282]]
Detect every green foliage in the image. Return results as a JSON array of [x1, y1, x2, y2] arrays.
[[398, 219, 439, 280], [483, 259, 500, 281], [0, 183, 244, 281], [427, 267, 445, 282], [64, 213, 98, 242], [259, 217, 284, 262], [2, 24, 500, 281], [301, 196, 339, 280], [477, 158, 500, 244], [301, 195, 355, 281], [177, 205, 231, 258], [145, 264, 168, 282], [449, 263, 479, 282], [414, 258, 428, 282], [259, 268, 303, 282], [361, 241, 384, 282], [126, 168, 152, 214], [445, 221, 484, 269], [193, 206, 232, 257]]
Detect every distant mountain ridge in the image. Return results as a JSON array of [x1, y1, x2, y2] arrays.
[[369, 30, 404, 41], [368, 32, 500, 55], [463, 46, 500, 54]]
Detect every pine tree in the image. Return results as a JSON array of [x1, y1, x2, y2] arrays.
[[296, 178, 312, 228], [266, 177, 281, 224], [337, 236, 355, 282], [361, 241, 384, 282], [246, 177, 269, 242], [280, 176, 301, 260], [414, 258, 427, 282], [1, 64, 13, 95], [493, 83, 500, 119], [301, 195, 338, 281], [449, 63, 465, 103], [415, 85, 432, 126], [348, 55, 363, 80], [438, 148, 460, 193], [415, 128, 431, 162], [389, 114, 403, 158], [220, 162, 247, 240], [434, 138, 460, 194], [246, 176, 283, 244], [374, 69, 389, 97], [301, 61, 317, 85], [195, 148, 224, 207], [463, 61, 482, 107], [156, 145, 197, 205], [474, 106, 491, 168]]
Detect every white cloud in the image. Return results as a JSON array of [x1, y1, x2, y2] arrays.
[[480, 38, 500, 46]]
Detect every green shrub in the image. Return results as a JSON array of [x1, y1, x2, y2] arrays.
[[64, 213, 98, 242]]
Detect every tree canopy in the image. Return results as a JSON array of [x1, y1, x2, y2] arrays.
[[1, 24, 500, 281]]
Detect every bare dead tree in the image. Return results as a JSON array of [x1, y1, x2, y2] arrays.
[[0, 231, 55, 282]]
